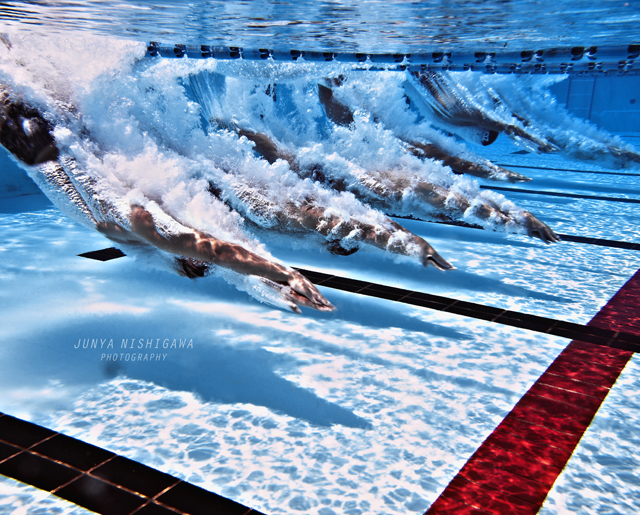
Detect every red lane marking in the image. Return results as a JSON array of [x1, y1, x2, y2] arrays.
[[425, 270, 639, 514]]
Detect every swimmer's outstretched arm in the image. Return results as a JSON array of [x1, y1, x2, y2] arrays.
[[226, 123, 554, 245], [404, 139, 531, 182], [128, 205, 335, 312], [286, 202, 454, 271], [412, 181, 560, 244]]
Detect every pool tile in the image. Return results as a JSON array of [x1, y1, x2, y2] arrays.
[[439, 475, 540, 515], [361, 283, 409, 300], [443, 302, 502, 321], [92, 455, 179, 498], [607, 338, 640, 353], [566, 341, 633, 367], [404, 292, 452, 310], [129, 503, 183, 515], [426, 493, 494, 514], [157, 481, 252, 515], [31, 434, 115, 471], [330, 276, 368, 289], [526, 382, 604, 412], [567, 333, 614, 346], [485, 429, 572, 469], [468, 442, 559, 488], [612, 332, 640, 346], [324, 277, 368, 293], [493, 314, 551, 333], [508, 402, 589, 436], [0, 452, 81, 492], [536, 371, 610, 400], [558, 346, 630, 368], [459, 460, 550, 505], [550, 324, 593, 341], [0, 414, 56, 448], [545, 358, 623, 388], [516, 394, 595, 427], [494, 414, 583, 451], [572, 325, 621, 340], [56, 475, 145, 515]]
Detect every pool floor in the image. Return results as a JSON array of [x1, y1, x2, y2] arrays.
[[0, 141, 639, 514]]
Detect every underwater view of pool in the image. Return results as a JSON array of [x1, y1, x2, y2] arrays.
[[0, 2, 639, 514]]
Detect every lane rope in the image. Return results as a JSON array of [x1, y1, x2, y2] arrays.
[[146, 42, 640, 75]]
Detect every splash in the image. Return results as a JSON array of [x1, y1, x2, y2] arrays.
[[406, 70, 640, 168], [1, 33, 567, 311]]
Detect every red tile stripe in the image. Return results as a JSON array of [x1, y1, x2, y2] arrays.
[[425, 269, 640, 515]]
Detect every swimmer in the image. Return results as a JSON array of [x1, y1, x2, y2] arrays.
[[409, 71, 559, 153], [0, 83, 335, 313]]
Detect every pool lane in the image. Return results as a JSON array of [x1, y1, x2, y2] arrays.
[[425, 269, 640, 514], [0, 268, 636, 515], [1, 148, 639, 513], [293, 267, 640, 353]]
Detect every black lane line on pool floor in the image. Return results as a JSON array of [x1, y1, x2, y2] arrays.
[[74, 247, 639, 351], [78, 247, 127, 262], [392, 217, 640, 252], [479, 185, 640, 203], [494, 163, 640, 177], [0, 413, 265, 515], [293, 268, 640, 354]]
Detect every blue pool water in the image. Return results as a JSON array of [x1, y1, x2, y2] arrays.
[[0, 0, 639, 52], [0, 3, 639, 514]]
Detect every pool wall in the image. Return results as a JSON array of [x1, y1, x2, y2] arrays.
[[548, 75, 640, 133]]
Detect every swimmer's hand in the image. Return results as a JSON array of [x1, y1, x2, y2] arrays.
[[419, 241, 455, 271], [259, 272, 336, 314], [501, 168, 532, 183], [523, 212, 561, 244]]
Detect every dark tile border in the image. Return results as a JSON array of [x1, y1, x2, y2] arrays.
[[0, 414, 265, 515], [294, 268, 640, 353], [494, 163, 640, 177], [75, 249, 639, 351], [424, 269, 640, 514], [78, 247, 126, 261], [479, 185, 640, 204], [392, 216, 640, 252], [557, 235, 640, 251]]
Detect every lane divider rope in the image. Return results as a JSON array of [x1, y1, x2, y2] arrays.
[[146, 42, 640, 76]]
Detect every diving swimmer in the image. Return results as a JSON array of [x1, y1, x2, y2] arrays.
[[220, 81, 558, 244], [0, 83, 335, 313]]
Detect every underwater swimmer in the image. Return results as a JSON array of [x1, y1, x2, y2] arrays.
[[214, 123, 454, 270], [224, 122, 558, 245], [318, 84, 559, 243], [316, 81, 532, 183], [409, 71, 559, 153], [0, 83, 335, 313]]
